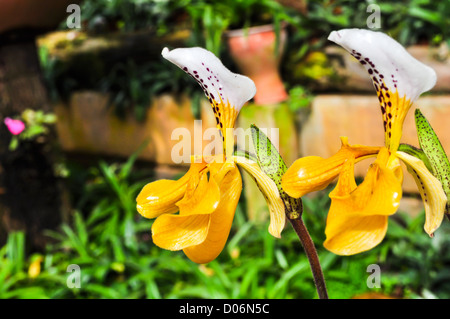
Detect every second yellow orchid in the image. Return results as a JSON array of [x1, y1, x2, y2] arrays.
[[282, 29, 447, 256]]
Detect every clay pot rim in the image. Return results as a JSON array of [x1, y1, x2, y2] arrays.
[[225, 21, 288, 38]]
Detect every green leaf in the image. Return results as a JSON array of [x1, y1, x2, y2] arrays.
[[250, 124, 302, 219], [250, 124, 287, 179], [408, 7, 444, 25], [8, 136, 19, 151], [6, 232, 25, 274], [415, 109, 450, 212], [119, 140, 149, 180]]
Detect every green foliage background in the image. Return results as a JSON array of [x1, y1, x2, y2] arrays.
[[3, 152, 450, 299]]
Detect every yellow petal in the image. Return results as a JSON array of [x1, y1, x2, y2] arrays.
[[282, 155, 339, 199], [176, 170, 221, 216], [324, 148, 403, 255], [335, 149, 402, 217], [324, 214, 388, 255], [151, 213, 210, 251], [282, 137, 380, 198], [183, 165, 242, 264], [28, 256, 43, 279], [328, 154, 357, 198], [233, 156, 286, 238], [208, 160, 236, 184], [396, 151, 446, 236], [330, 148, 403, 217], [136, 163, 205, 219]]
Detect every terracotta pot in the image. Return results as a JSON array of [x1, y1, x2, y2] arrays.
[[226, 23, 289, 105], [227, 24, 297, 222]]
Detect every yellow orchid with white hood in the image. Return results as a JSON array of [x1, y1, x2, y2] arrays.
[[137, 47, 285, 264], [282, 29, 447, 256]]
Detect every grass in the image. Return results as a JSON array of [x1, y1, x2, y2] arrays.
[[2, 153, 450, 299]]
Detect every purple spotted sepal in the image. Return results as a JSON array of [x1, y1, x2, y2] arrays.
[[415, 109, 450, 214], [161, 47, 256, 132], [328, 29, 436, 102], [327, 29, 437, 152]]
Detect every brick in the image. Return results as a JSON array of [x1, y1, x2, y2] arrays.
[[54, 91, 216, 165], [398, 196, 424, 218]]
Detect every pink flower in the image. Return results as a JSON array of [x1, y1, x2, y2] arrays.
[[4, 117, 25, 135]]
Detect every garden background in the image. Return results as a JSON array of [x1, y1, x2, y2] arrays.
[[0, 0, 449, 299]]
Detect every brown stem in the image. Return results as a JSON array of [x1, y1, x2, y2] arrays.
[[288, 217, 328, 299]]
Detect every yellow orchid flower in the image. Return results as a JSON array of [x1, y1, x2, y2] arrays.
[[28, 255, 44, 279], [282, 29, 446, 256], [137, 47, 285, 264]]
